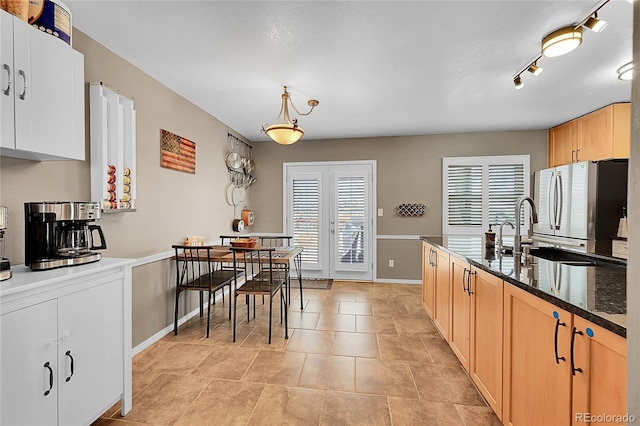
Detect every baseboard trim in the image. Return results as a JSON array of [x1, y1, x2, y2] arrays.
[[375, 278, 422, 285], [131, 285, 232, 356]]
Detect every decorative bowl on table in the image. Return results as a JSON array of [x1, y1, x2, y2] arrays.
[[230, 238, 258, 248]]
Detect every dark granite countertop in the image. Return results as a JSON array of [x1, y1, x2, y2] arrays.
[[421, 235, 626, 338]]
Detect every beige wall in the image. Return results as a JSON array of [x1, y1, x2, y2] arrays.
[[251, 131, 548, 280], [0, 30, 251, 347], [0, 28, 547, 346]]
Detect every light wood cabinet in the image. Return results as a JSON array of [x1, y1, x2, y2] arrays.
[[421, 243, 434, 317], [578, 103, 630, 162], [571, 316, 627, 426], [503, 284, 573, 426], [421, 242, 450, 340], [548, 103, 631, 167], [0, 9, 85, 161], [549, 120, 578, 167], [449, 254, 471, 370], [432, 247, 450, 340], [469, 266, 503, 419]]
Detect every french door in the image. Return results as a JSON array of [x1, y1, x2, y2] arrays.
[[284, 161, 375, 280]]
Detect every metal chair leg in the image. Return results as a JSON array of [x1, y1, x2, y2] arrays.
[[233, 290, 237, 342], [174, 289, 180, 335], [206, 290, 212, 338]]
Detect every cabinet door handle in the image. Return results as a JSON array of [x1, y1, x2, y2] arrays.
[[575, 149, 580, 162], [553, 312, 566, 364], [462, 267, 469, 293], [65, 350, 75, 382], [571, 150, 575, 163], [431, 249, 437, 267], [468, 270, 476, 296], [2, 64, 10, 96], [44, 361, 53, 396], [428, 248, 433, 266], [571, 327, 584, 375], [18, 69, 26, 100]]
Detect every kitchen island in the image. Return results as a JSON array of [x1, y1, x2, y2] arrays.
[[421, 236, 627, 426]]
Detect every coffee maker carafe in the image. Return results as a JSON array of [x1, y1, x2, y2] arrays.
[[0, 206, 11, 281], [25, 202, 107, 271]]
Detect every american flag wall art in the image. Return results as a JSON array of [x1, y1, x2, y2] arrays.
[[160, 129, 196, 174]]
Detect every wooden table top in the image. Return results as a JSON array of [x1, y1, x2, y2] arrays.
[[175, 245, 303, 264]]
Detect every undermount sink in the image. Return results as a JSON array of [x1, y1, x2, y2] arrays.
[[528, 247, 624, 268]]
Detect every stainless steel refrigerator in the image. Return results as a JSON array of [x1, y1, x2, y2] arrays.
[[533, 160, 628, 256]]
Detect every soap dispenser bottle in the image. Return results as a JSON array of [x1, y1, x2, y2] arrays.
[[485, 224, 496, 249]]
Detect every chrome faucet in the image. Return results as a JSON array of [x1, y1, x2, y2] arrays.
[[514, 196, 538, 257], [498, 221, 515, 253]]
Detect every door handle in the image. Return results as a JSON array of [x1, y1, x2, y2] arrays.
[[2, 64, 10, 96], [65, 350, 75, 382], [555, 174, 563, 230], [571, 327, 583, 375], [467, 270, 476, 296], [462, 267, 469, 293], [18, 69, 26, 100], [552, 172, 556, 230], [44, 362, 54, 396], [553, 311, 566, 364]]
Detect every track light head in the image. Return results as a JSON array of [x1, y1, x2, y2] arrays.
[[514, 76, 524, 89], [527, 63, 543, 76], [583, 13, 607, 33]]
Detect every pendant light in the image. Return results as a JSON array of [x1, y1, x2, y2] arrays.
[[262, 86, 319, 145]]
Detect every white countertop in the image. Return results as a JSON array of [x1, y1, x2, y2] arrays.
[[0, 258, 135, 298]]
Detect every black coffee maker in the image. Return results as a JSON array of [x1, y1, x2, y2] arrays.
[[25, 202, 107, 271]]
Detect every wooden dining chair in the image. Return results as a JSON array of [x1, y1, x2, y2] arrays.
[[171, 245, 238, 337], [231, 247, 288, 344]]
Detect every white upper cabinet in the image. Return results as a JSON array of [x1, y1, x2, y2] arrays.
[[0, 10, 84, 161]]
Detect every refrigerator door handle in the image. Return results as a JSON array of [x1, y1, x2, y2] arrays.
[[548, 172, 555, 230], [555, 174, 563, 230]]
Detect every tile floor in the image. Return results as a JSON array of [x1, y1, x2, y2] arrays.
[[93, 281, 501, 426]]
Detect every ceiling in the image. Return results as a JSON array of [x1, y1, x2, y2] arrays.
[[65, 0, 634, 143]]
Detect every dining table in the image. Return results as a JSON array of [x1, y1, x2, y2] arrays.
[[176, 244, 304, 310]]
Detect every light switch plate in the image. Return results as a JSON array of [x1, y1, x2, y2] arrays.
[[378, 208, 383, 217]]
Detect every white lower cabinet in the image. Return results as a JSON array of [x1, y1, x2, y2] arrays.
[[1, 300, 58, 425], [0, 260, 132, 425]]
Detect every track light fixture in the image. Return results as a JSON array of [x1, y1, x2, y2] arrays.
[[527, 62, 543, 76], [514, 75, 524, 89], [617, 62, 633, 81], [261, 86, 319, 145], [583, 12, 607, 33], [511, 0, 619, 89]]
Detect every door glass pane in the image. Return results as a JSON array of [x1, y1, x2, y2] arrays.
[[337, 176, 365, 264], [292, 178, 320, 263]]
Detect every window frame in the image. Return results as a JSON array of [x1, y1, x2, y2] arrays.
[[442, 155, 530, 235]]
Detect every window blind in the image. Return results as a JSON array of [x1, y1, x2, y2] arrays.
[[337, 176, 365, 264], [292, 178, 320, 263], [443, 155, 530, 235]]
